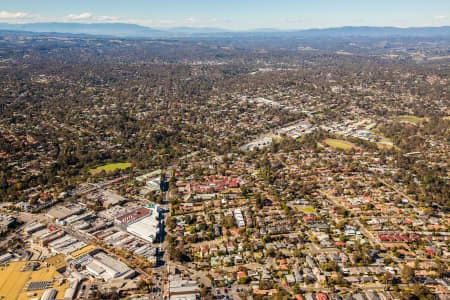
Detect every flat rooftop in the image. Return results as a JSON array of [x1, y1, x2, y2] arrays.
[[47, 205, 82, 220], [116, 207, 150, 226], [0, 260, 68, 300]]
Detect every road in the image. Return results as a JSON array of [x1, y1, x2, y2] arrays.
[[377, 178, 415, 206], [320, 190, 403, 265]]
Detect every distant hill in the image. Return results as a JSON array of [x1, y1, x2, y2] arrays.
[[0, 22, 448, 38], [167, 27, 229, 34], [244, 28, 283, 33], [0, 22, 165, 37], [288, 26, 450, 38]]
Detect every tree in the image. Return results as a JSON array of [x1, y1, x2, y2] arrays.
[[400, 265, 414, 284], [435, 259, 448, 277], [266, 248, 276, 257], [137, 279, 149, 292], [400, 284, 436, 300], [292, 283, 301, 294], [381, 272, 394, 291], [239, 277, 250, 284]]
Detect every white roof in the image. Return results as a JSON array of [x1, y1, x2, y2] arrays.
[[127, 214, 159, 242], [86, 260, 105, 276], [170, 295, 198, 300]]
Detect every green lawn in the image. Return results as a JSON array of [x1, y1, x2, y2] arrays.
[[394, 115, 428, 124], [89, 162, 132, 174], [323, 139, 358, 150], [302, 207, 316, 213]]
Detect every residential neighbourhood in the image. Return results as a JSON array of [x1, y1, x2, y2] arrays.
[[0, 16, 449, 300]]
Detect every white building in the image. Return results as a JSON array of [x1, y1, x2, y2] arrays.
[[41, 289, 57, 300], [86, 252, 133, 280], [127, 208, 160, 242], [234, 209, 245, 228], [63, 279, 79, 300]]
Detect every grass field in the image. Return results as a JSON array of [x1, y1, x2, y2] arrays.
[[323, 139, 359, 150], [89, 162, 132, 174], [336, 51, 353, 55], [376, 142, 393, 149], [370, 128, 400, 150], [428, 55, 450, 61], [302, 207, 316, 213], [393, 115, 428, 124]]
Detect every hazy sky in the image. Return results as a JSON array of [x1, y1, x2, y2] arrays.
[[0, 0, 449, 29]]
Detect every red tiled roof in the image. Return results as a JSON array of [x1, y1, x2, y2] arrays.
[[116, 207, 150, 225]]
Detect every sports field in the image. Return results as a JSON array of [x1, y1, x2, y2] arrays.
[[301, 207, 316, 213], [323, 139, 359, 150], [89, 162, 132, 174], [393, 115, 428, 124]]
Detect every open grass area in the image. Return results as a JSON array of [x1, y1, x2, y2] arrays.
[[393, 115, 428, 124], [323, 139, 359, 150], [428, 55, 450, 61], [336, 51, 353, 55], [370, 129, 400, 150], [89, 162, 132, 174], [302, 207, 316, 213]]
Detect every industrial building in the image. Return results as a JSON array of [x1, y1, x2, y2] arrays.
[[127, 210, 160, 242], [167, 274, 200, 300], [85, 252, 134, 280], [41, 289, 58, 300], [87, 189, 125, 207], [48, 235, 87, 256], [23, 222, 46, 235], [115, 207, 151, 229], [63, 279, 79, 300], [37, 230, 65, 247], [0, 252, 14, 263], [0, 214, 17, 232], [115, 205, 161, 242], [46, 205, 83, 221]]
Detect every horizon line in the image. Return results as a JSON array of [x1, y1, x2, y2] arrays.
[[0, 22, 449, 32]]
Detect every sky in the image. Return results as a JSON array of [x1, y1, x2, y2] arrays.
[[0, 0, 449, 30]]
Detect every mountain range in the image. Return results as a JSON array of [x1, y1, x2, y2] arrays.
[[0, 22, 449, 38]]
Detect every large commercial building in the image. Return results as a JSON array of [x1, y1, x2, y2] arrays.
[[85, 252, 134, 280], [127, 211, 160, 242], [167, 275, 200, 300], [115, 207, 151, 229], [38, 230, 65, 247], [23, 222, 46, 235], [115, 205, 161, 243], [63, 279, 79, 300], [46, 205, 83, 221], [41, 289, 58, 300], [0, 214, 17, 232]]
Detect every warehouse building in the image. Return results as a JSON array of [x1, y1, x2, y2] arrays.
[[63, 279, 79, 300], [41, 289, 57, 300], [85, 252, 134, 280], [167, 274, 200, 300], [0, 214, 17, 232], [46, 205, 83, 221], [23, 222, 46, 235], [114, 205, 161, 243], [127, 210, 160, 242]]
